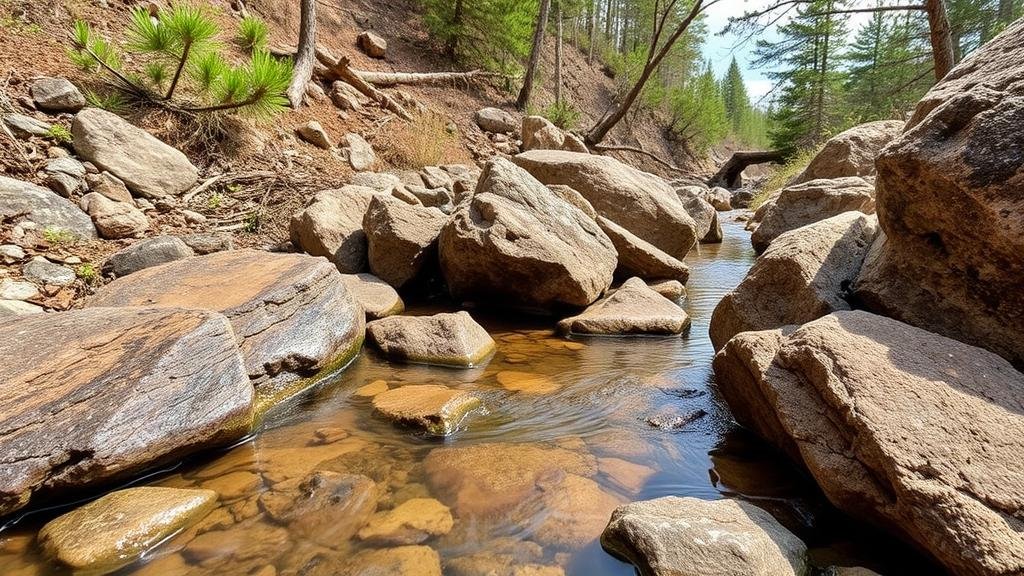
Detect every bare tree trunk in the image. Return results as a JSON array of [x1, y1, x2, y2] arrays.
[[555, 2, 563, 104], [588, 0, 597, 64], [287, 0, 317, 108], [354, 69, 501, 86], [446, 0, 464, 58], [517, 0, 552, 110], [925, 0, 955, 79]]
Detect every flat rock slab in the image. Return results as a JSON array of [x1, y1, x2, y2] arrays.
[[367, 311, 494, 367], [597, 216, 689, 282], [0, 176, 97, 240], [372, 385, 481, 435], [39, 487, 217, 573], [559, 277, 690, 336], [712, 311, 1024, 575], [0, 307, 253, 517], [87, 249, 365, 408], [601, 496, 807, 576], [358, 497, 454, 544], [72, 108, 198, 198], [340, 273, 405, 319]]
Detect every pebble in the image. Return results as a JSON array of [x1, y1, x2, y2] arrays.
[[0, 244, 26, 263]]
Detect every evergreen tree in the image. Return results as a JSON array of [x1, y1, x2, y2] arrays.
[[421, 0, 536, 73], [669, 62, 728, 153], [721, 58, 750, 133]]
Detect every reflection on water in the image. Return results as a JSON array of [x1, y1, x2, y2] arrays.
[[0, 216, 941, 575]]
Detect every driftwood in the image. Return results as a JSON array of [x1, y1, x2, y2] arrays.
[[708, 149, 785, 188], [591, 143, 686, 173]]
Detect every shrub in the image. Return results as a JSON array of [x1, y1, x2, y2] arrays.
[[751, 145, 821, 208], [237, 15, 268, 52], [45, 125, 72, 145], [42, 228, 75, 246], [68, 3, 291, 119], [378, 112, 462, 168], [76, 263, 99, 285], [542, 100, 581, 130]]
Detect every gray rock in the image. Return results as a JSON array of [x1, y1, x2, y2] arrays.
[[0, 300, 44, 316], [72, 108, 198, 198], [475, 107, 517, 133], [30, 77, 86, 112], [0, 279, 40, 301], [3, 113, 51, 138], [23, 257, 76, 286], [0, 176, 97, 240], [343, 133, 376, 171], [45, 157, 86, 179], [181, 233, 233, 255], [296, 121, 333, 149], [105, 236, 195, 277], [350, 172, 401, 193], [0, 244, 26, 264]]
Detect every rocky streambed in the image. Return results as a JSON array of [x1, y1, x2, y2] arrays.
[[0, 219, 939, 576]]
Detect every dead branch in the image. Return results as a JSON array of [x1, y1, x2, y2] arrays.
[[182, 174, 224, 204], [591, 143, 686, 173], [708, 149, 785, 188], [323, 56, 413, 121], [353, 69, 503, 87]]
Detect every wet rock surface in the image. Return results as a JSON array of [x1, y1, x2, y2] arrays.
[[340, 272, 404, 319], [371, 384, 481, 435], [366, 311, 494, 367], [559, 277, 690, 335]]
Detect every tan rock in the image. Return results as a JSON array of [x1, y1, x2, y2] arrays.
[[39, 487, 217, 574], [547, 184, 596, 218], [712, 311, 1024, 575], [680, 194, 722, 244], [598, 457, 657, 495], [793, 120, 904, 184], [358, 497, 454, 544], [521, 116, 588, 153], [340, 273, 404, 319], [343, 546, 441, 576], [372, 384, 481, 435], [559, 277, 690, 335], [289, 185, 382, 273], [495, 370, 560, 394], [597, 216, 689, 282], [258, 471, 378, 548], [533, 473, 621, 550], [366, 311, 494, 367], [357, 30, 387, 58], [296, 120, 332, 149], [0, 307, 252, 516], [363, 194, 448, 288], [646, 279, 685, 300], [751, 176, 875, 253], [354, 379, 390, 397], [199, 470, 261, 502], [81, 192, 149, 239]]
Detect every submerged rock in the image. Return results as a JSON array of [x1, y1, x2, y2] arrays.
[[358, 497, 454, 544], [366, 311, 494, 367], [601, 496, 807, 576], [371, 384, 481, 436], [495, 370, 560, 394], [559, 277, 690, 335], [751, 177, 875, 253], [88, 250, 364, 406], [0, 307, 252, 516], [340, 273, 404, 319], [712, 311, 1024, 576], [39, 487, 217, 574], [72, 108, 198, 198], [440, 158, 616, 309], [792, 120, 903, 184], [343, 545, 442, 576], [710, 211, 879, 351], [258, 471, 378, 548]]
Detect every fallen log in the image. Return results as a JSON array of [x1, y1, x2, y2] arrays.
[[354, 69, 502, 87], [323, 56, 413, 121], [708, 150, 785, 188]]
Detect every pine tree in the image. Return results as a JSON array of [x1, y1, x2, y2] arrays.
[[721, 58, 750, 133]]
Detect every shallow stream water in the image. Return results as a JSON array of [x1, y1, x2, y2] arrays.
[[0, 216, 941, 575]]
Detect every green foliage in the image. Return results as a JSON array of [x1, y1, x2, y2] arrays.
[[68, 3, 291, 119], [237, 15, 268, 52], [753, 145, 821, 207], [243, 211, 262, 234], [542, 100, 581, 130], [42, 228, 75, 246], [669, 63, 728, 153], [76, 263, 99, 285], [45, 125, 73, 145], [84, 89, 127, 113], [421, 0, 535, 72]]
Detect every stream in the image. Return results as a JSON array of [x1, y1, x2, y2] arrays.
[[0, 216, 939, 575]]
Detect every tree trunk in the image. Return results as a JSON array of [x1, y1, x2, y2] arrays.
[[708, 150, 786, 188], [555, 2, 563, 104], [517, 0, 552, 110], [925, 0, 955, 80], [446, 0, 464, 58], [588, 0, 597, 64], [287, 0, 317, 108], [354, 69, 500, 87]]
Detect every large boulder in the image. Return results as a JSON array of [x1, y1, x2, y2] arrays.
[[0, 176, 97, 240], [597, 216, 689, 282], [475, 107, 516, 133], [751, 177, 875, 253], [289, 185, 381, 273], [520, 116, 589, 153], [680, 194, 722, 244], [0, 307, 253, 516], [363, 194, 448, 288], [712, 311, 1024, 576], [710, 212, 879, 351], [514, 150, 697, 258], [88, 250, 364, 407], [852, 19, 1024, 369], [439, 158, 616, 309], [366, 311, 494, 367], [792, 120, 904, 184], [558, 277, 690, 335], [601, 496, 808, 576], [72, 108, 198, 198]]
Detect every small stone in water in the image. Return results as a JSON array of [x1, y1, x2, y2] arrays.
[[313, 426, 349, 444], [354, 379, 390, 398], [495, 370, 560, 394], [357, 497, 454, 544], [645, 409, 708, 430]]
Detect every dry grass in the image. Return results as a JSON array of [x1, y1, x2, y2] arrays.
[[750, 145, 822, 209], [376, 111, 465, 169]]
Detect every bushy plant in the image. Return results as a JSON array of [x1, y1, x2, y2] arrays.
[[751, 145, 821, 208], [237, 15, 268, 52], [68, 4, 291, 118], [378, 111, 461, 168], [45, 124, 72, 144], [542, 100, 581, 130]]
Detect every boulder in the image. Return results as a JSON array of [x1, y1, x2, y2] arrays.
[[0, 176, 97, 239], [751, 177, 874, 253], [601, 496, 807, 576], [86, 171, 134, 204], [705, 186, 732, 211], [371, 384, 481, 436], [521, 116, 589, 153], [680, 194, 722, 244], [296, 120, 333, 149], [792, 120, 904, 184], [358, 497, 454, 544], [330, 80, 367, 110], [712, 311, 1024, 576], [597, 216, 689, 282], [366, 311, 494, 367], [350, 171, 400, 193], [439, 158, 616, 309], [0, 300, 43, 316], [104, 235, 195, 277], [851, 19, 1024, 369], [514, 150, 697, 257], [558, 277, 690, 335], [363, 194, 448, 288], [547, 184, 596, 218], [343, 133, 376, 171], [710, 212, 879, 351], [646, 278, 685, 300], [358, 30, 387, 58], [88, 250, 364, 405], [403, 185, 454, 212], [475, 107, 516, 133], [289, 185, 381, 273], [0, 307, 253, 516], [80, 192, 149, 239], [340, 273, 404, 319], [39, 487, 217, 573], [30, 77, 86, 112], [72, 108, 198, 198], [731, 188, 755, 208]]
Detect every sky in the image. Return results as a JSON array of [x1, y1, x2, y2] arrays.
[[701, 0, 874, 104]]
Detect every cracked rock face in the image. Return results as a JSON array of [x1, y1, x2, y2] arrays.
[[87, 249, 365, 406], [712, 311, 1024, 576], [0, 307, 253, 517]]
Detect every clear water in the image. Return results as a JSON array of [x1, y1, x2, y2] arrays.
[[0, 216, 942, 575]]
